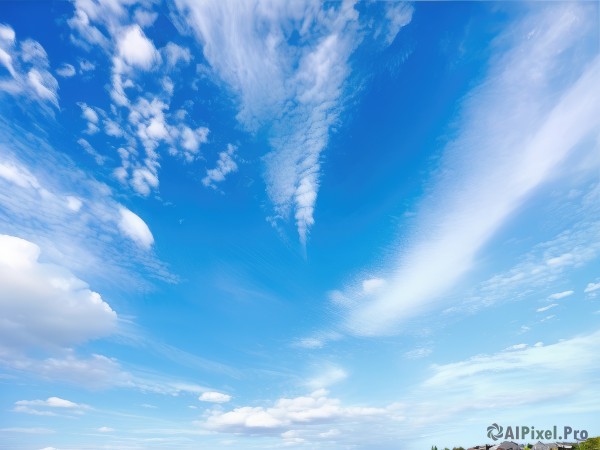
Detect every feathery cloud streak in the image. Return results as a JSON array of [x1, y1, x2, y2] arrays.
[[174, 0, 410, 244], [339, 4, 600, 335]]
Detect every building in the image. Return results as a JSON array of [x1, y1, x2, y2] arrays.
[[497, 442, 520, 450]]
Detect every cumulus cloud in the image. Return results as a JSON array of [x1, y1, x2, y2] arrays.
[[118, 206, 154, 249], [203, 389, 386, 434], [0, 235, 117, 350], [65, 1, 212, 198], [339, 4, 600, 335], [202, 144, 238, 188], [306, 365, 348, 389], [199, 392, 232, 403], [117, 25, 160, 70], [584, 282, 600, 293]]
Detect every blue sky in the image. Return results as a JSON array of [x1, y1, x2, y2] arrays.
[[0, 1, 599, 449]]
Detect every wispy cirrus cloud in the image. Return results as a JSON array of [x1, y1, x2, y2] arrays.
[[173, 0, 412, 245], [13, 397, 90, 417], [335, 3, 600, 336], [223, 330, 600, 449], [0, 117, 171, 286], [536, 303, 558, 313], [548, 290, 574, 300]]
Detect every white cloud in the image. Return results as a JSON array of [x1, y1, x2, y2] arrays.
[[404, 347, 432, 359], [65, 2, 212, 199], [306, 365, 347, 389], [584, 282, 600, 293], [65, 195, 83, 212], [423, 330, 600, 394], [162, 42, 192, 68], [77, 137, 104, 164], [0, 29, 59, 107], [383, 329, 600, 450], [79, 59, 95, 72], [27, 69, 58, 105], [78, 102, 101, 134], [0, 234, 117, 350], [2, 349, 217, 395], [536, 303, 558, 313], [362, 277, 386, 294], [180, 126, 209, 159], [133, 8, 157, 27], [504, 343, 528, 351], [453, 184, 600, 316], [118, 206, 154, 249], [381, 2, 414, 45], [15, 397, 88, 411], [55, 63, 76, 78], [117, 25, 160, 70], [0, 23, 16, 42], [20, 39, 49, 66], [175, 0, 360, 245], [79, 102, 99, 123], [203, 389, 386, 434], [548, 290, 574, 300], [202, 144, 238, 188], [294, 338, 324, 349], [0, 160, 40, 189], [98, 426, 114, 432], [104, 118, 123, 137], [130, 167, 158, 195], [199, 392, 232, 403], [340, 4, 600, 336], [293, 331, 342, 349]]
